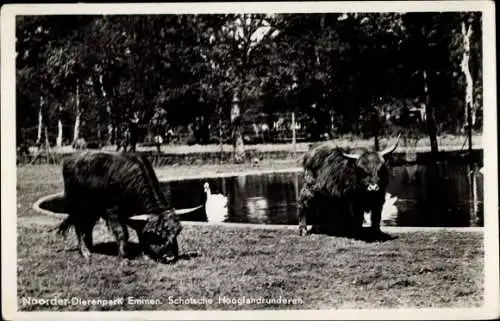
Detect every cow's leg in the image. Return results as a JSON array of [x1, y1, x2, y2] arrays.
[[117, 218, 130, 255], [320, 196, 355, 236], [350, 202, 365, 235], [323, 197, 343, 235], [298, 185, 315, 236], [370, 201, 384, 233], [74, 220, 92, 259], [65, 205, 95, 260], [107, 208, 129, 258], [136, 231, 151, 260], [82, 216, 98, 254]]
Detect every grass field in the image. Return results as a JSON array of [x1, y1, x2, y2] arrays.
[[15, 163, 484, 311]]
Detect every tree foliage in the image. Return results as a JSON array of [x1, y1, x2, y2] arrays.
[[16, 12, 483, 153]]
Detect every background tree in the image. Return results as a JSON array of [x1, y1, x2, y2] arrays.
[[194, 14, 280, 162], [15, 12, 483, 162]]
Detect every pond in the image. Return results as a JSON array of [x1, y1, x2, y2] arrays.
[[165, 163, 484, 227], [37, 163, 484, 228]]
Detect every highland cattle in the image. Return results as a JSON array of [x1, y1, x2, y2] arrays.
[[298, 135, 400, 236], [57, 151, 182, 263]]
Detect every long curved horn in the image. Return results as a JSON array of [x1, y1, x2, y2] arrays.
[[129, 205, 204, 221], [342, 152, 360, 160], [175, 205, 203, 214], [129, 214, 151, 221], [379, 133, 402, 157]]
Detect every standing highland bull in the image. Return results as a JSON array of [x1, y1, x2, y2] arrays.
[[298, 135, 400, 236], [57, 151, 183, 263]]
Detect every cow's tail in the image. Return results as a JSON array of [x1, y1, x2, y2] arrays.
[[55, 216, 73, 237]]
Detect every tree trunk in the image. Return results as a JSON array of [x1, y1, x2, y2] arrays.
[[219, 117, 224, 163], [36, 96, 44, 146], [372, 106, 380, 151], [44, 124, 50, 149], [423, 70, 439, 156], [73, 78, 81, 143], [111, 122, 117, 146], [56, 119, 63, 147], [233, 127, 245, 163], [461, 21, 474, 159], [98, 72, 113, 145], [231, 91, 245, 163], [374, 132, 380, 151], [461, 21, 475, 131]]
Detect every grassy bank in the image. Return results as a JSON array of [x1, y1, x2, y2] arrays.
[[18, 222, 483, 311], [15, 164, 484, 310], [19, 134, 483, 166], [16, 160, 300, 213], [45, 134, 483, 154]]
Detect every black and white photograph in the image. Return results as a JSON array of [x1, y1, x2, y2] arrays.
[[1, 1, 498, 320]]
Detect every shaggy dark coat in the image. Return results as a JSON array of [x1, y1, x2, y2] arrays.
[[57, 151, 182, 262], [298, 141, 394, 236]]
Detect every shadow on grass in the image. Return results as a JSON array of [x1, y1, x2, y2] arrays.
[[309, 226, 398, 243], [92, 242, 199, 263]]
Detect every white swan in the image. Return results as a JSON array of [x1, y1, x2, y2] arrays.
[[381, 192, 399, 221], [203, 182, 228, 223]]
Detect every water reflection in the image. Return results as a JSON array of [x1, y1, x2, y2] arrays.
[[246, 196, 269, 222], [468, 165, 483, 227], [163, 162, 484, 227]]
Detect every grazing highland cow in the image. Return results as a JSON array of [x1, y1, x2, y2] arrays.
[[57, 151, 182, 263], [298, 135, 400, 236]]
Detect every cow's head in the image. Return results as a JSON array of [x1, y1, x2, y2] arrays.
[[140, 211, 183, 263], [342, 134, 400, 192]]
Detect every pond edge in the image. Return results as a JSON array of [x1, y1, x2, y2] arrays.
[[156, 167, 303, 182], [31, 192, 483, 233]]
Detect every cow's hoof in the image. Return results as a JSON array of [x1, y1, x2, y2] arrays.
[[81, 253, 91, 261], [141, 254, 154, 262], [80, 248, 91, 260], [163, 257, 176, 264]]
